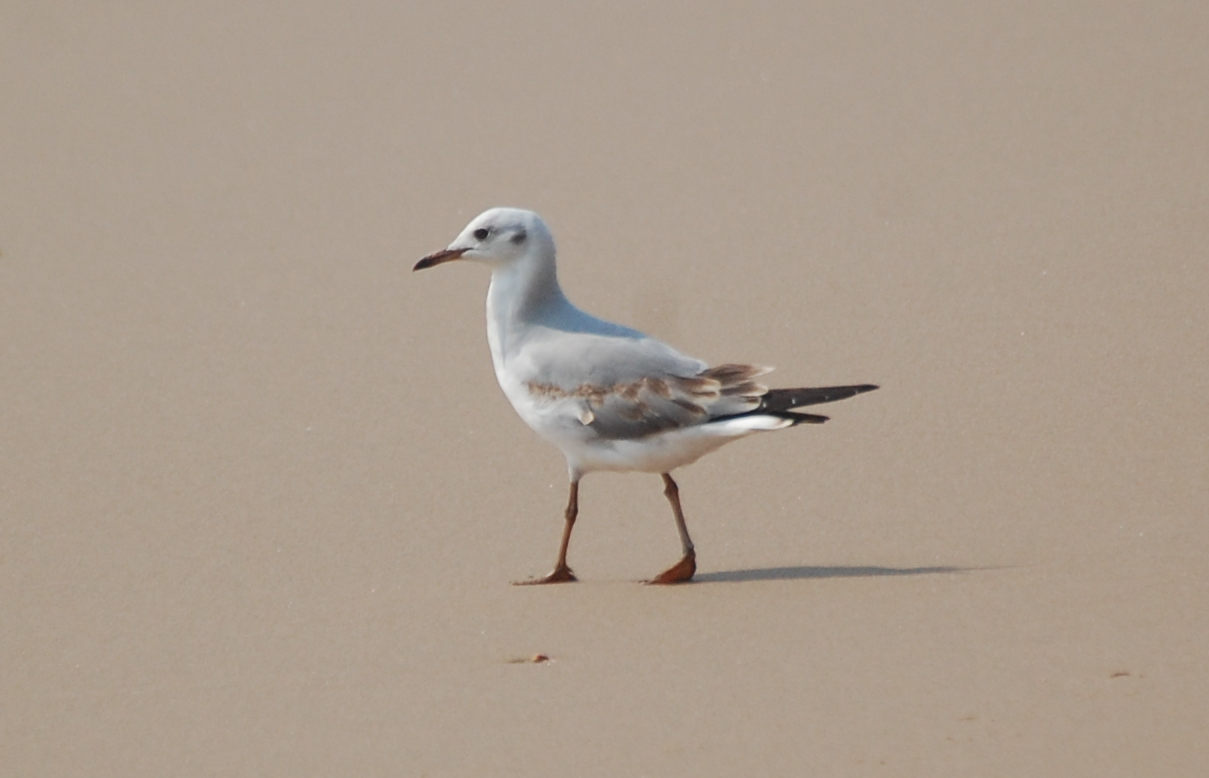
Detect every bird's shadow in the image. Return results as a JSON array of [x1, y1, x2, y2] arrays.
[[694, 564, 976, 583]]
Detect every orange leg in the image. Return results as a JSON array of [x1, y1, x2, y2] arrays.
[[513, 479, 579, 585], [646, 473, 696, 584]]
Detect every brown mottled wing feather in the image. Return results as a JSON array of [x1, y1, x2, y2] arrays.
[[515, 330, 771, 440], [583, 364, 771, 440]]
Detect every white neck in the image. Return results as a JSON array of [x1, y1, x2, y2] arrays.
[[485, 255, 571, 369]]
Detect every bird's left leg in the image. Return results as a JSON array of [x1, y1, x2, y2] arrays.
[[513, 478, 579, 585], [647, 473, 696, 584]]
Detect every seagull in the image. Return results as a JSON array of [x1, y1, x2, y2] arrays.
[[414, 207, 877, 584]]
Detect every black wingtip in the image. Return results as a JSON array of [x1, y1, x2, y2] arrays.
[[786, 412, 829, 425], [761, 383, 880, 412]]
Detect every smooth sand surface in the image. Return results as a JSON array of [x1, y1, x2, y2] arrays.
[[4, 3, 1207, 776]]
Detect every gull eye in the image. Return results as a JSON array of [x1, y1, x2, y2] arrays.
[[473, 227, 490, 241]]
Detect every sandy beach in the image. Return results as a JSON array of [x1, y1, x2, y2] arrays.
[[4, 2, 1207, 775]]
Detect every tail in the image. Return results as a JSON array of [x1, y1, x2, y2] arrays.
[[713, 383, 878, 425]]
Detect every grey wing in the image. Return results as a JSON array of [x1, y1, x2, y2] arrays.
[[517, 330, 771, 440], [585, 362, 774, 439]]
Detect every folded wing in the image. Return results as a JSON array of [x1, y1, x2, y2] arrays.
[[517, 328, 876, 441]]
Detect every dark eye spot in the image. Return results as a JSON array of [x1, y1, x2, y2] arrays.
[[510, 230, 527, 245], [473, 227, 490, 241]]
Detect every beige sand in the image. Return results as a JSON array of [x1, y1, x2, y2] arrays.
[[3, 3, 1207, 775]]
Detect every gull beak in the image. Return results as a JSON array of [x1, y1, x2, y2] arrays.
[[413, 247, 469, 271]]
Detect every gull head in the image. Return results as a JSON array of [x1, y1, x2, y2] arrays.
[[414, 207, 554, 272]]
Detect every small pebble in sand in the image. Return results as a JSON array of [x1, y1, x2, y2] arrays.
[[506, 653, 552, 664]]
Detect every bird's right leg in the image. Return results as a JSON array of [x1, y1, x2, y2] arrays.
[[513, 478, 579, 584], [646, 473, 697, 584]]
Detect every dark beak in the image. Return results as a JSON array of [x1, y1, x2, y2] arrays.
[[413, 247, 468, 271]]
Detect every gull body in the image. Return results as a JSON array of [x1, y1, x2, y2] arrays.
[[415, 207, 877, 583]]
